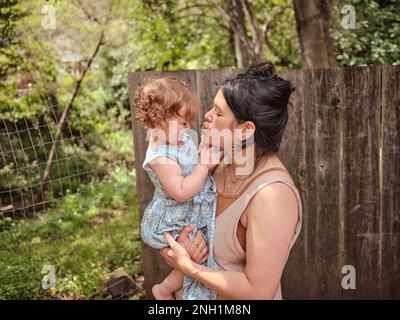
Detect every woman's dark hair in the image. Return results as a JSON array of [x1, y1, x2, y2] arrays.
[[221, 62, 295, 162]]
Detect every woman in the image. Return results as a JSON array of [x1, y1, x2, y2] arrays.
[[160, 62, 302, 300]]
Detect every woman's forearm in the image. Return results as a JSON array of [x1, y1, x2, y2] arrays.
[[182, 261, 276, 300]]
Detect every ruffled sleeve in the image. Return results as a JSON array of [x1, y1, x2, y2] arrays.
[[142, 144, 179, 172]]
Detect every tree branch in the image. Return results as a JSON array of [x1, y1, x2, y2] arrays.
[[264, 26, 290, 66], [41, 30, 105, 187], [74, 0, 102, 24], [176, 13, 229, 31], [239, 0, 261, 47], [208, 0, 232, 27]]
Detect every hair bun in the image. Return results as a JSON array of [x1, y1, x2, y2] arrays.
[[247, 62, 277, 78]]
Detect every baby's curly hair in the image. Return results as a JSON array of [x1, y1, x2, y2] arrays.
[[133, 77, 198, 129]]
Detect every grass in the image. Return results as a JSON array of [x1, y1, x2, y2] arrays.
[[0, 166, 143, 300]]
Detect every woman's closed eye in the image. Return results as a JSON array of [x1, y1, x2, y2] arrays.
[[214, 105, 223, 117]]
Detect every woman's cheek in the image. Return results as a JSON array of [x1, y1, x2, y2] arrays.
[[213, 118, 225, 131]]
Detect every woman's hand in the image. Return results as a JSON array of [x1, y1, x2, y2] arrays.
[[160, 232, 192, 272], [174, 224, 209, 264], [160, 225, 209, 265]]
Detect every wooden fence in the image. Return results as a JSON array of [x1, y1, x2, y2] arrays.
[[128, 66, 400, 299]]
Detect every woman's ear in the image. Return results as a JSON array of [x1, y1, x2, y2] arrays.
[[241, 121, 255, 140], [244, 121, 255, 130]]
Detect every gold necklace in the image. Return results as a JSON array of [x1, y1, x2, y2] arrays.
[[225, 155, 269, 191], [229, 164, 252, 184], [222, 164, 248, 193]]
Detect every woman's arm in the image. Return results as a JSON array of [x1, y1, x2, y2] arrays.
[[162, 183, 299, 299]]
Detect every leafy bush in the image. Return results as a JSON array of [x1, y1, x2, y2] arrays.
[[0, 166, 141, 299]]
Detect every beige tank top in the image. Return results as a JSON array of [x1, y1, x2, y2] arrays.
[[214, 167, 303, 300]]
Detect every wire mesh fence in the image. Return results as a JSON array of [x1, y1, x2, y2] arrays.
[[0, 91, 144, 299], [0, 99, 98, 230]]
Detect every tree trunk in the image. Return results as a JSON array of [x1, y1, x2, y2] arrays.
[[225, 0, 250, 67], [292, 0, 337, 68], [212, 0, 265, 66]]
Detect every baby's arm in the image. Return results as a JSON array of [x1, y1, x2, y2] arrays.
[[149, 157, 209, 202]]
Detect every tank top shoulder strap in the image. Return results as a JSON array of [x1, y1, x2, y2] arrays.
[[234, 167, 289, 198]]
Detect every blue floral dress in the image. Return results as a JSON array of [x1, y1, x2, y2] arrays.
[[141, 132, 218, 300]]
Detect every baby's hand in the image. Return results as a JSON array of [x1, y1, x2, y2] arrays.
[[198, 142, 221, 170]]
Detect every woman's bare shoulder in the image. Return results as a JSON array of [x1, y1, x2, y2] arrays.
[[245, 180, 298, 232]]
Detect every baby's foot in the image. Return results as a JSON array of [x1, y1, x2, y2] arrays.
[[152, 284, 174, 300]]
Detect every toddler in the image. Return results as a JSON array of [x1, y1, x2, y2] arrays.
[[133, 76, 219, 300]]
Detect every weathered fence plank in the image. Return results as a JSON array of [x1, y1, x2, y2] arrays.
[[279, 69, 309, 299], [341, 66, 382, 299], [381, 66, 400, 299], [303, 68, 343, 299]]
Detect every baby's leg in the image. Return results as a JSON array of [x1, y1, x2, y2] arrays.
[[152, 269, 184, 300]]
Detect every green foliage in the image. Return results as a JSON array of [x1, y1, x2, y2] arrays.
[[0, 1, 135, 204], [0, 166, 141, 299], [256, 0, 301, 69], [333, 0, 400, 66], [0, 0, 26, 76]]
